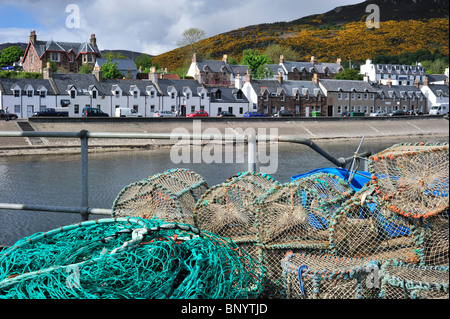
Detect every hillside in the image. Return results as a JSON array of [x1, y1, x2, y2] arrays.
[[152, 0, 449, 72]]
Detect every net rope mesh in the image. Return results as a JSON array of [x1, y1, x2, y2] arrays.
[[0, 217, 264, 299], [281, 252, 375, 299], [2, 140, 449, 299], [379, 260, 449, 299], [368, 142, 449, 219], [112, 169, 208, 225]]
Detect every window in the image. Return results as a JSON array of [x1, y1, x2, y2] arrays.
[[200, 105, 205, 111], [116, 91, 120, 98], [74, 104, 79, 114], [150, 105, 155, 112], [201, 93, 205, 100], [150, 91, 155, 98], [305, 95, 309, 101], [358, 94, 362, 100], [271, 107, 276, 114], [344, 93, 349, 100], [281, 94, 285, 101], [85, 104, 90, 109], [14, 105, 20, 113], [171, 106, 175, 112], [14, 90, 20, 97], [27, 90, 33, 97], [237, 91, 243, 100], [191, 106, 195, 113], [338, 106, 342, 114], [71, 90, 76, 99], [50, 52, 60, 62], [364, 94, 368, 100], [171, 93, 175, 99], [40, 91, 46, 98], [338, 93, 342, 100], [92, 90, 97, 99], [134, 91, 138, 99], [218, 107, 222, 113], [186, 93, 190, 100], [264, 93, 269, 101], [87, 54, 93, 63], [133, 105, 138, 111], [351, 93, 355, 100]]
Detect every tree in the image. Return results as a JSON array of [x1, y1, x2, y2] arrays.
[[0, 46, 25, 67], [135, 54, 153, 70], [177, 27, 206, 56], [256, 64, 274, 79], [101, 57, 123, 79], [264, 44, 299, 64], [334, 68, 364, 80], [79, 64, 94, 74], [241, 49, 270, 76]]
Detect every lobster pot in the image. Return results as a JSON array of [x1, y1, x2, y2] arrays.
[[418, 212, 449, 266], [225, 171, 281, 196], [379, 260, 449, 299], [368, 142, 449, 220], [193, 183, 260, 241], [256, 173, 354, 248], [281, 253, 375, 299], [330, 186, 417, 261], [112, 169, 208, 225]]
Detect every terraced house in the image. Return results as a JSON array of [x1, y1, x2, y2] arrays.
[[22, 31, 101, 74], [242, 72, 327, 117]]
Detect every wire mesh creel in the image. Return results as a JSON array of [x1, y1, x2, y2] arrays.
[[112, 168, 208, 225]]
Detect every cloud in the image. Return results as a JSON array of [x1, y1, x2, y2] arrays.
[[0, 0, 363, 55]]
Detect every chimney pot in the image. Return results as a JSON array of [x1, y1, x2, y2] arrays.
[[30, 30, 37, 44]]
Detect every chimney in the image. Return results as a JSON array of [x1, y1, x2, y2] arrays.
[[222, 54, 228, 64], [90, 34, 97, 47], [245, 70, 253, 83], [43, 62, 52, 79], [336, 58, 342, 66], [276, 72, 283, 84], [363, 72, 369, 82], [445, 77, 449, 87], [311, 56, 317, 64], [93, 65, 103, 82], [423, 77, 428, 86], [149, 67, 158, 83], [312, 73, 319, 85], [387, 77, 392, 88], [192, 53, 197, 64], [414, 78, 420, 88], [30, 31, 37, 44], [280, 55, 285, 64]]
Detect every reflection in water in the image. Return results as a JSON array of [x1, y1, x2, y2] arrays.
[[0, 135, 448, 245]]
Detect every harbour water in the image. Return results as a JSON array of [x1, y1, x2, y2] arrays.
[[0, 135, 448, 246]]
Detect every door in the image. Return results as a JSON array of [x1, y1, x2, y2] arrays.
[[305, 106, 310, 117], [27, 105, 34, 118], [327, 105, 333, 117]]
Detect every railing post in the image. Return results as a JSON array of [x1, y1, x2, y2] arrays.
[[80, 130, 89, 221], [248, 133, 257, 172]]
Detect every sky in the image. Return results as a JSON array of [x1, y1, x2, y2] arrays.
[[0, 0, 363, 56]]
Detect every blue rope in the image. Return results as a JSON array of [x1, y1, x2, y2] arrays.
[[297, 265, 308, 295]]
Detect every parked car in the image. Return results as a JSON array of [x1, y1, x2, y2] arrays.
[[370, 110, 387, 117], [273, 110, 293, 117], [0, 109, 18, 120], [82, 107, 109, 117], [153, 110, 176, 118], [244, 111, 268, 117], [217, 111, 236, 118], [389, 110, 406, 116], [32, 108, 69, 117], [187, 110, 209, 118], [115, 108, 142, 117], [429, 105, 449, 115]]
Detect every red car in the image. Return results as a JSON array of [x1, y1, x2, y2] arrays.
[[187, 110, 209, 118]]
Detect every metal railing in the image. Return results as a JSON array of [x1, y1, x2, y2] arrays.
[[0, 130, 371, 221]]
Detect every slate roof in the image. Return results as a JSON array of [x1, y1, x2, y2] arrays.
[[371, 84, 424, 98], [373, 64, 426, 76], [319, 79, 377, 93], [249, 79, 324, 97], [196, 60, 233, 74], [156, 79, 206, 97], [30, 40, 100, 59], [428, 84, 450, 98], [282, 61, 342, 74], [0, 78, 56, 95], [96, 58, 138, 79], [209, 87, 249, 103]]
